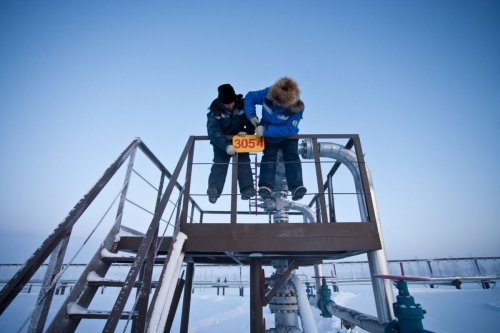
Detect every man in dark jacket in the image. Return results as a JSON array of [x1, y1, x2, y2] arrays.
[[206, 84, 256, 203]]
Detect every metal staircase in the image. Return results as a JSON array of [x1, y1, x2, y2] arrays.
[[0, 134, 391, 333], [0, 138, 196, 332]]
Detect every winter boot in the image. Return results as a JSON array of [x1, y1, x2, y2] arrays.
[[207, 185, 220, 204], [258, 186, 272, 200], [241, 186, 257, 200], [291, 186, 307, 201]]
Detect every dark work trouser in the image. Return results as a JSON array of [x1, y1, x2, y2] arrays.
[[258, 139, 303, 191], [208, 145, 253, 194]]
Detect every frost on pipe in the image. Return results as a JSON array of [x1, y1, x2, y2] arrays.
[[291, 274, 318, 333], [147, 232, 187, 333], [299, 139, 394, 323]]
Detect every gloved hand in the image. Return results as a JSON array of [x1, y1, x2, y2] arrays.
[[255, 125, 264, 137], [250, 117, 260, 127], [237, 131, 247, 136], [226, 145, 237, 155]]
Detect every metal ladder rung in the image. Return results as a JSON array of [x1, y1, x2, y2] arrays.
[[66, 301, 138, 320], [87, 280, 159, 288], [100, 255, 166, 264], [68, 310, 138, 320]]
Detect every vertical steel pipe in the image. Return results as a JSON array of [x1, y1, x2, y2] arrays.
[[299, 139, 395, 323]]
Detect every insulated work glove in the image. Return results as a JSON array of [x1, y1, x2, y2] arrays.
[[237, 131, 247, 136], [226, 145, 237, 155], [255, 126, 264, 137], [250, 117, 260, 127]]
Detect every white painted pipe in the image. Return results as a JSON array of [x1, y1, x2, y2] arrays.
[[285, 201, 324, 292], [287, 201, 316, 224], [326, 301, 385, 333], [291, 274, 318, 333], [299, 140, 395, 323], [147, 232, 187, 333]]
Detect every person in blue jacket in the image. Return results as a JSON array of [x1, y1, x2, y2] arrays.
[[244, 77, 307, 201], [206, 84, 256, 203]]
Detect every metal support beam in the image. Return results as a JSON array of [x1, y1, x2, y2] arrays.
[[327, 175, 336, 222], [263, 260, 298, 306], [352, 137, 375, 223], [180, 262, 195, 333], [312, 138, 328, 223], [230, 154, 238, 224], [250, 254, 263, 333], [164, 272, 186, 333], [133, 232, 156, 333], [134, 169, 165, 333], [180, 141, 195, 225], [29, 232, 71, 333]]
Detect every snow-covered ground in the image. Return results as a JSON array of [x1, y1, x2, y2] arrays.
[[1, 281, 499, 332], [167, 283, 500, 333]]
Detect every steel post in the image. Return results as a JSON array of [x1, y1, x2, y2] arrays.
[[250, 254, 263, 333], [180, 262, 194, 333]]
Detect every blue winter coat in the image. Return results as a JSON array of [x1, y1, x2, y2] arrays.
[[244, 87, 304, 142]]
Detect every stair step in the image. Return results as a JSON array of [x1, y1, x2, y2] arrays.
[[87, 271, 159, 288], [100, 256, 167, 264], [115, 236, 172, 254], [68, 310, 138, 320], [67, 302, 138, 320], [100, 248, 167, 264], [87, 280, 158, 288]]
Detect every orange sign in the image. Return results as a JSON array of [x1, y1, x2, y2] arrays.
[[232, 135, 265, 153]]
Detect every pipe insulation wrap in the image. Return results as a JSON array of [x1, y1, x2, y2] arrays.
[[291, 275, 318, 333], [326, 301, 385, 333], [287, 201, 316, 223], [147, 232, 188, 333]]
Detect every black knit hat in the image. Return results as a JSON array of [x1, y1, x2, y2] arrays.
[[218, 84, 236, 104]]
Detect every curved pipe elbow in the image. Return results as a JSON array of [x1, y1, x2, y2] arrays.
[[287, 201, 316, 223]]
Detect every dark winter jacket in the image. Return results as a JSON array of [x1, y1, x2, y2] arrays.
[[207, 94, 255, 151]]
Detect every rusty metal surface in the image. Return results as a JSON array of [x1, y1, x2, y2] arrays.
[[230, 153, 238, 224], [117, 236, 172, 253], [181, 223, 381, 253], [250, 256, 263, 333], [311, 138, 328, 223], [180, 262, 194, 333]]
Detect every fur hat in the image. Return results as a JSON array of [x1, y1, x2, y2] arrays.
[[218, 84, 236, 104], [269, 77, 301, 108]]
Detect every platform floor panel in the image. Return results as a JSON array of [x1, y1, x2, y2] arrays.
[[181, 222, 382, 253]]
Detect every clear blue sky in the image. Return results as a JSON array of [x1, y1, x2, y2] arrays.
[[0, 0, 499, 262]]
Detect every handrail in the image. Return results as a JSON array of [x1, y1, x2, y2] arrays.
[[190, 134, 366, 226], [307, 138, 354, 208], [103, 136, 196, 331], [0, 139, 141, 314], [138, 141, 202, 213], [0, 138, 198, 315]]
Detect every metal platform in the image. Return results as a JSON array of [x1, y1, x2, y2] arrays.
[[0, 135, 390, 332]]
